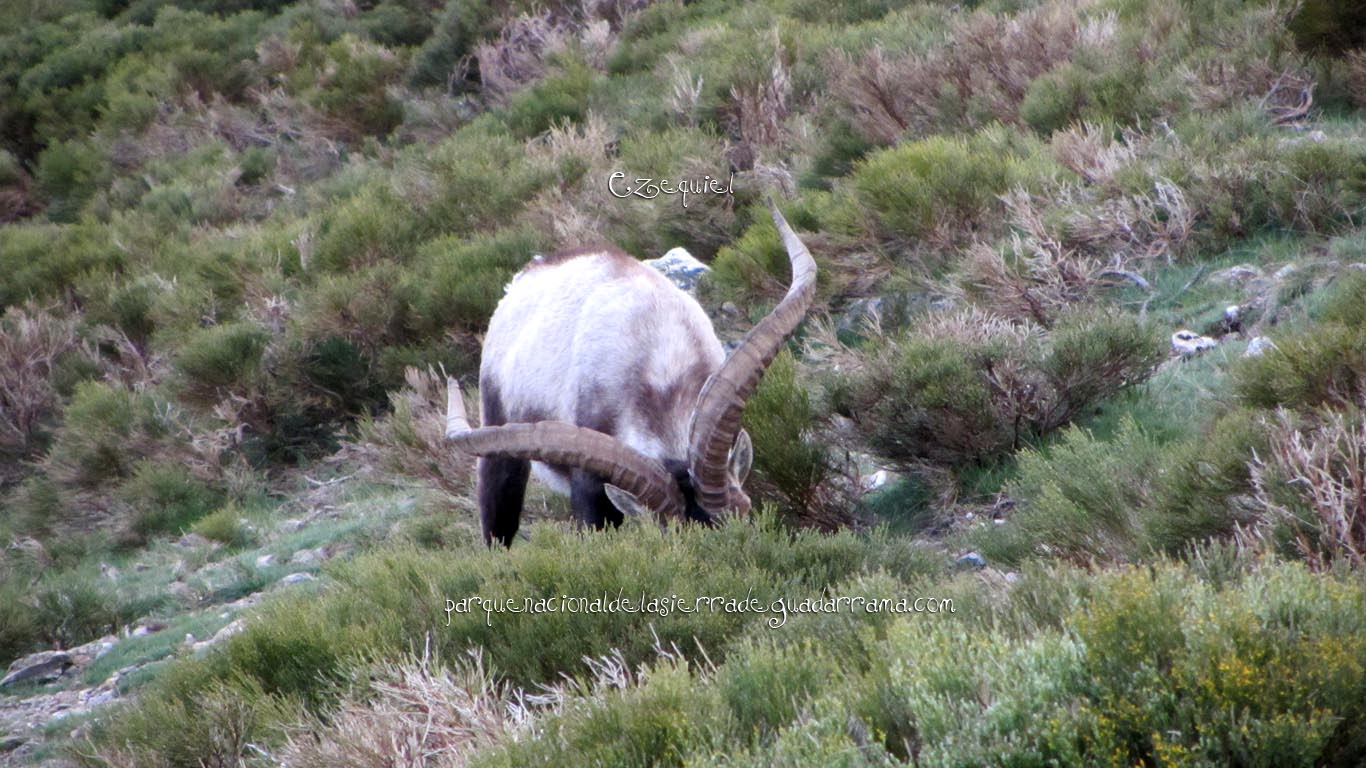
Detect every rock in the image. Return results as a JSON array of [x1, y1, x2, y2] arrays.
[[68, 635, 117, 666], [956, 552, 987, 569], [1209, 264, 1263, 286], [720, 301, 741, 317], [99, 562, 120, 582], [131, 620, 167, 637], [1, 651, 72, 688], [1172, 329, 1217, 357], [166, 581, 195, 602], [1273, 263, 1297, 280], [177, 532, 210, 548], [0, 736, 24, 752], [279, 572, 316, 586], [1244, 336, 1276, 358], [280, 517, 306, 532], [255, 553, 277, 569], [1004, 571, 1020, 584], [643, 247, 710, 293], [838, 297, 884, 336], [289, 547, 324, 566], [860, 469, 892, 493], [189, 620, 246, 655]]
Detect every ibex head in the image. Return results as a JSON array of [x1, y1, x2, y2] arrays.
[[447, 198, 816, 546]]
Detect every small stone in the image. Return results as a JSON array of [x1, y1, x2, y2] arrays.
[[280, 518, 306, 532], [131, 621, 166, 637], [1209, 264, 1263, 285], [177, 532, 210, 548], [1, 651, 73, 688], [1244, 336, 1276, 358], [1172, 329, 1217, 357], [289, 547, 322, 566], [860, 469, 891, 492], [279, 572, 316, 586], [1273, 263, 1297, 280], [1004, 571, 1020, 584], [956, 551, 987, 569], [643, 247, 710, 293], [255, 554, 276, 569], [720, 301, 741, 317]]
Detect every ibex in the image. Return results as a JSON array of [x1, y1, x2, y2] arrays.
[[446, 200, 816, 547]]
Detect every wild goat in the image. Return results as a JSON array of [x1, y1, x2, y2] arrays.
[[446, 200, 816, 547]]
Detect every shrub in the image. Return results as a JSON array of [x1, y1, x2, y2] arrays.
[[0, 304, 91, 462], [850, 129, 1058, 260], [976, 417, 1164, 565], [740, 350, 849, 528], [43, 381, 168, 489], [174, 321, 270, 405], [310, 184, 424, 273], [307, 36, 406, 140], [405, 227, 546, 336], [500, 59, 594, 138], [32, 568, 121, 650], [0, 223, 122, 308], [831, 309, 1164, 469], [120, 459, 225, 540], [191, 505, 255, 548], [35, 139, 109, 222], [1235, 287, 1366, 411], [1246, 409, 1366, 569]]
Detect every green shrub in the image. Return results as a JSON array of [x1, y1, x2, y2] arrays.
[[976, 417, 1163, 565], [312, 183, 424, 272], [501, 60, 594, 138], [43, 381, 167, 489], [120, 460, 224, 540], [174, 321, 270, 404], [1020, 56, 1158, 136], [850, 128, 1058, 262], [32, 568, 121, 650], [740, 350, 839, 525], [1235, 321, 1366, 411], [191, 506, 255, 548], [0, 223, 122, 308], [833, 310, 1163, 468], [308, 35, 406, 139], [406, 227, 546, 335], [35, 139, 109, 222]]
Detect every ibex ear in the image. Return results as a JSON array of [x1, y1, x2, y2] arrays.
[[604, 484, 650, 517], [729, 429, 753, 485]]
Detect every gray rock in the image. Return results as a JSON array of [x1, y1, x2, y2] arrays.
[[279, 572, 316, 586], [956, 552, 987, 569], [1244, 336, 1276, 358], [177, 532, 210, 548], [255, 553, 277, 569], [0, 736, 24, 752], [131, 621, 167, 637], [1, 651, 72, 688], [289, 547, 324, 566], [1209, 264, 1263, 286], [643, 247, 710, 293], [68, 635, 118, 666]]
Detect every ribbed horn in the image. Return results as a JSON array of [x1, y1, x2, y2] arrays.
[[686, 198, 817, 514], [446, 379, 686, 520]]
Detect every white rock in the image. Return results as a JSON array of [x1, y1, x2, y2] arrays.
[[1172, 330, 1217, 357], [255, 554, 276, 569], [279, 572, 316, 586], [1244, 336, 1276, 358], [860, 469, 891, 492]]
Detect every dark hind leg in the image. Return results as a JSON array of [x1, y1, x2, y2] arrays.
[[479, 456, 529, 548], [570, 469, 624, 531]]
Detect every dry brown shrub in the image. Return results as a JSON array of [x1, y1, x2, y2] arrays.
[[1347, 49, 1366, 108], [1050, 122, 1140, 185], [0, 304, 92, 461], [354, 367, 475, 503], [278, 642, 694, 768], [730, 31, 792, 151], [1245, 409, 1366, 570], [827, 0, 1086, 143]]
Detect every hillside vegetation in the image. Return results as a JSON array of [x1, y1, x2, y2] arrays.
[[0, 0, 1365, 765]]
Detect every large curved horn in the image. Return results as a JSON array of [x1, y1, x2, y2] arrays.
[[687, 198, 817, 514], [446, 380, 686, 520]]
